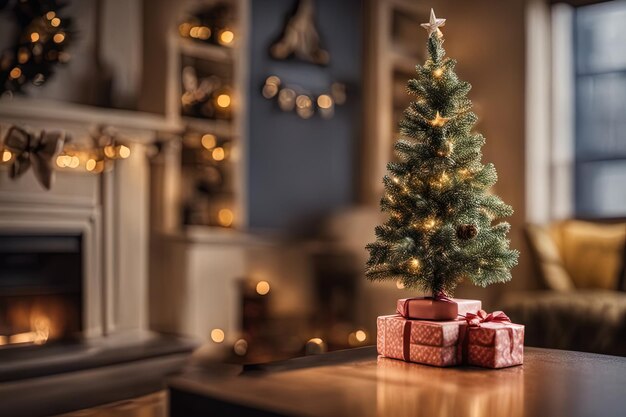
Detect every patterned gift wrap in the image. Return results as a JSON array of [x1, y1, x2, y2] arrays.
[[467, 322, 524, 368], [376, 314, 466, 367]]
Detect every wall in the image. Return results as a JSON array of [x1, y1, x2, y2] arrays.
[[246, 0, 362, 231], [426, 0, 537, 303]]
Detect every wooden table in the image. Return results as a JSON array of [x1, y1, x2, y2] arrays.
[[168, 346, 626, 417]]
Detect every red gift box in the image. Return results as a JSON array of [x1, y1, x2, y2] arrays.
[[377, 314, 466, 367], [397, 297, 482, 321], [377, 310, 525, 369], [467, 321, 524, 368]]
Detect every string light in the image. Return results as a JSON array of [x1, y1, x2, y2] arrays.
[[216, 94, 231, 108], [218, 29, 234, 46], [437, 141, 454, 157], [118, 145, 131, 159], [86, 159, 97, 171], [296, 95, 313, 119], [201, 134, 216, 149], [18, 49, 29, 64], [433, 68, 444, 78], [278, 88, 296, 111], [355, 330, 367, 342], [9, 68, 21, 79], [217, 208, 233, 226], [197, 26, 211, 40], [233, 339, 248, 356], [408, 258, 421, 272], [2, 150, 12, 162], [424, 217, 437, 230], [263, 75, 281, 98], [50, 17, 61, 27], [179, 22, 192, 37], [46, 11, 56, 20], [432, 172, 450, 188], [30, 32, 40, 42], [104, 146, 116, 158], [53, 33, 65, 44], [317, 94, 333, 109], [396, 280, 405, 289], [212, 147, 225, 161], [263, 84, 278, 99], [348, 330, 368, 346], [306, 337, 327, 354], [255, 280, 270, 295], [68, 155, 79, 168], [210, 328, 225, 343], [56, 155, 66, 168]]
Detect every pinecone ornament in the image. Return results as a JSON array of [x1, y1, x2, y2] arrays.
[[457, 224, 478, 240]]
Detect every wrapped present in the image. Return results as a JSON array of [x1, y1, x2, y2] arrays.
[[465, 310, 524, 369], [377, 314, 466, 367], [397, 296, 481, 321]]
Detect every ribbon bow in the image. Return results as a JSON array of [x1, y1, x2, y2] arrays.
[[465, 309, 511, 327], [3, 126, 65, 190]]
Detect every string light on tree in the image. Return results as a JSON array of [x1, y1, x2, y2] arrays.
[[366, 9, 518, 297]]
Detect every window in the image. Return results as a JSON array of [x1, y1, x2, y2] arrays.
[[574, 1, 626, 218]]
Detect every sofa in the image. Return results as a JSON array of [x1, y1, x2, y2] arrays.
[[503, 220, 626, 356]]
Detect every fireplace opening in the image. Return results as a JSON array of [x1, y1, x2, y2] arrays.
[[0, 234, 83, 348]]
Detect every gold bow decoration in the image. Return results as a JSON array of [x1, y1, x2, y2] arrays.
[[3, 126, 65, 190]]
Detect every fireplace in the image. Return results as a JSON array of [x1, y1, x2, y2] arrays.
[[0, 233, 83, 347]]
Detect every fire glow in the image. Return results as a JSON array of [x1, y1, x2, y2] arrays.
[[0, 296, 73, 348], [0, 314, 51, 346]]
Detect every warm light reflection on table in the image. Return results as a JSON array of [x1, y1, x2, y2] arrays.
[[168, 347, 626, 417], [375, 357, 524, 417]]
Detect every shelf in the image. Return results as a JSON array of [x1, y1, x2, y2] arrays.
[[182, 116, 234, 137], [177, 37, 234, 63]]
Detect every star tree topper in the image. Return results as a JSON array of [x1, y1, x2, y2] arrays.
[[421, 8, 446, 38]]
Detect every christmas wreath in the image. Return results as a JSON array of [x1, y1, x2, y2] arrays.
[[0, 0, 73, 94]]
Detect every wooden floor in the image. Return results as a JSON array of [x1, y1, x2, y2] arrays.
[[55, 391, 167, 417]]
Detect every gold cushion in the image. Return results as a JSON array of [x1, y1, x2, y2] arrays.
[[559, 221, 626, 290], [526, 224, 575, 291]]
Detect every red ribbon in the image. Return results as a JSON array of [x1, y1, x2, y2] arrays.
[[464, 309, 511, 327], [464, 310, 515, 356]]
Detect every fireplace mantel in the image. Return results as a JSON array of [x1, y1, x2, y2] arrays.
[[0, 166, 149, 339], [0, 97, 178, 143]]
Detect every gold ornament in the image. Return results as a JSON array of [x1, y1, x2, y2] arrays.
[[430, 111, 449, 127]]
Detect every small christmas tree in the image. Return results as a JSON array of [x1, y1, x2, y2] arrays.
[[366, 9, 519, 297]]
